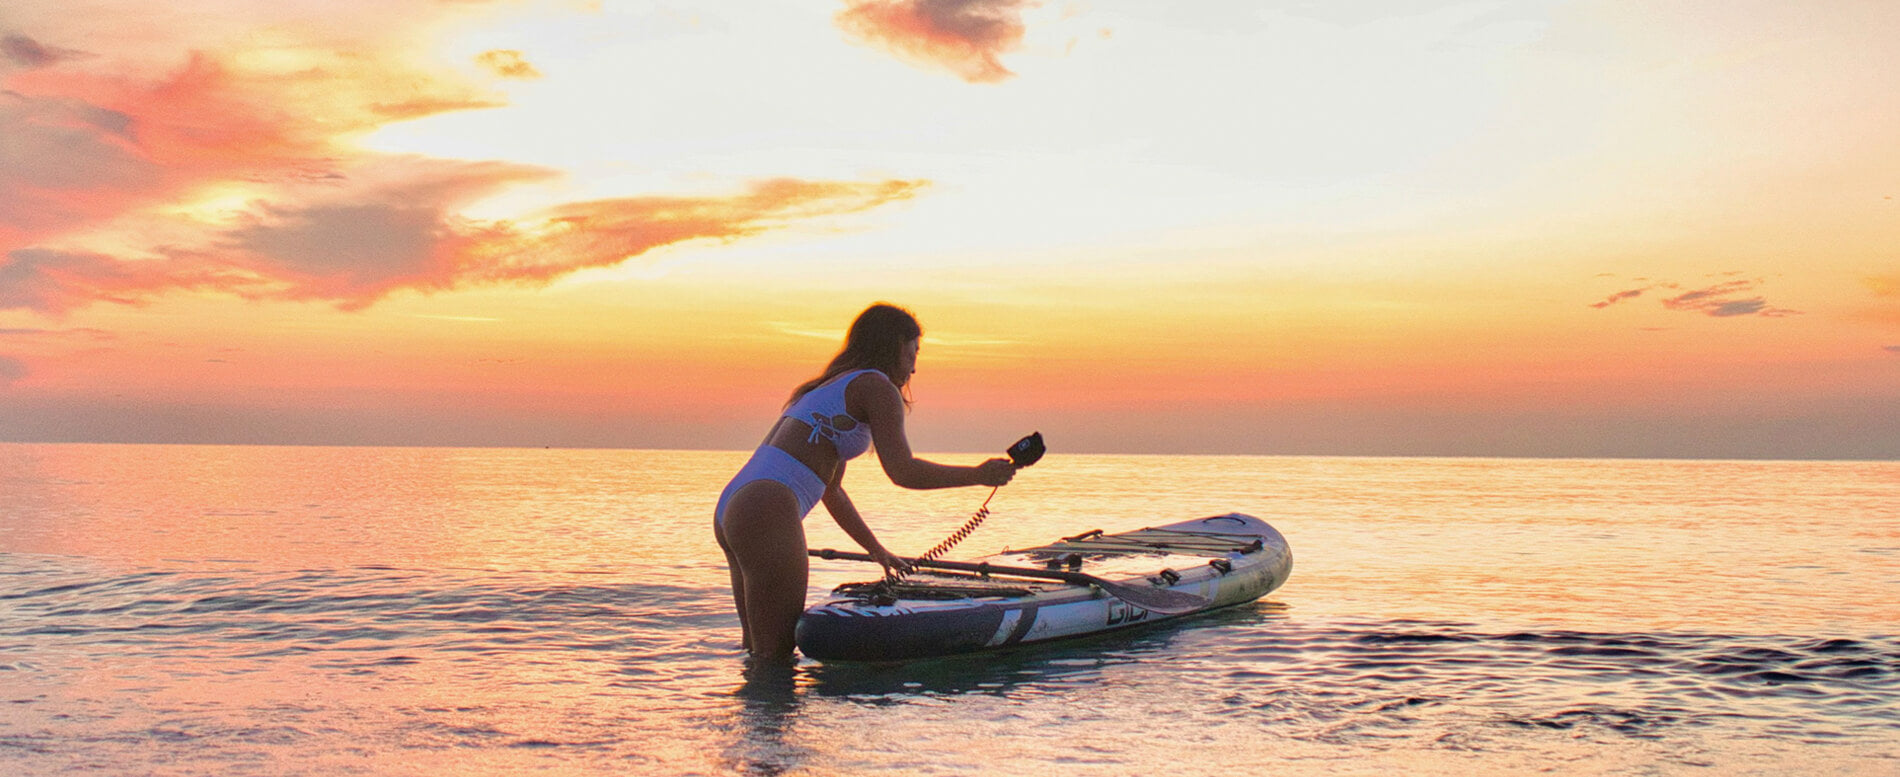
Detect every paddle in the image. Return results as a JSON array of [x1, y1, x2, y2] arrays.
[[809, 548, 1210, 615]]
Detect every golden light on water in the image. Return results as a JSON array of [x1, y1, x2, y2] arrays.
[[5, 445, 1895, 774]]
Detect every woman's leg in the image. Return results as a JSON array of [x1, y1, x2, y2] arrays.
[[718, 480, 809, 661], [712, 520, 752, 652]]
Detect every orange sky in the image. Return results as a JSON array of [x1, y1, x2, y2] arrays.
[[2, 1, 1896, 458]]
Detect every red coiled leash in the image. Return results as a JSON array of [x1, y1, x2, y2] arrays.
[[882, 432, 1042, 585]]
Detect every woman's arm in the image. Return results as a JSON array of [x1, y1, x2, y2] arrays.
[[821, 461, 911, 574], [853, 373, 1016, 490]]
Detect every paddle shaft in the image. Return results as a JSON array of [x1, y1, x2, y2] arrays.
[[808, 548, 1209, 614], [812, 547, 1116, 585]]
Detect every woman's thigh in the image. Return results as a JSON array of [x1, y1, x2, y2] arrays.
[[719, 481, 808, 588]]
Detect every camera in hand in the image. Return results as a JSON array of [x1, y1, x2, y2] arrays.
[[1007, 432, 1046, 467]]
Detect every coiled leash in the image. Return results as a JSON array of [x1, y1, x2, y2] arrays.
[[885, 432, 1045, 584]]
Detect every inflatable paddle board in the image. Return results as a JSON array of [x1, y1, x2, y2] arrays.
[[797, 513, 1291, 661]]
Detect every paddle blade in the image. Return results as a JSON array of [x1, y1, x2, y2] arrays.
[[1096, 581, 1208, 615]]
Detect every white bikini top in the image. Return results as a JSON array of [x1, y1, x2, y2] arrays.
[[782, 369, 879, 461]]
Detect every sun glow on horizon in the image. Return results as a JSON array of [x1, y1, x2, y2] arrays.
[[2, 0, 1897, 457]]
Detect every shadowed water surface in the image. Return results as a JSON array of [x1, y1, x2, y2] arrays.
[[2, 445, 1896, 775]]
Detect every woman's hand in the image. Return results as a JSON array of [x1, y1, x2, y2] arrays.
[[871, 546, 914, 577], [972, 458, 1017, 487]]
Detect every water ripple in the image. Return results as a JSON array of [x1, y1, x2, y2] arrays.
[[0, 564, 722, 676], [789, 609, 1900, 751]]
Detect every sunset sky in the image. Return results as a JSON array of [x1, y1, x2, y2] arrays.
[[2, 0, 1896, 458]]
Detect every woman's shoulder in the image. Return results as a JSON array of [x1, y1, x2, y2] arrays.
[[799, 368, 884, 397], [844, 368, 895, 390], [843, 369, 899, 405]]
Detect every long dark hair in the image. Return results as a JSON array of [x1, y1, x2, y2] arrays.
[[787, 303, 921, 407]]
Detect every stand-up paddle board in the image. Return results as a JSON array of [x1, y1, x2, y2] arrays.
[[798, 513, 1291, 661]]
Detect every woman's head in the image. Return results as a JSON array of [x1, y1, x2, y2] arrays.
[[841, 303, 921, 382], [789, 303, 922, 404]]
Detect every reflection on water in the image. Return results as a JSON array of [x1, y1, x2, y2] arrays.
[[4, 555, 1897, 774], [2, 444, 1897, 775], [726, 662, 809, 777]]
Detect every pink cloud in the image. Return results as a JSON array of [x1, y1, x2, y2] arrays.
[[2, 34, 84, 70], [1660, 279, 1800, 318], [0, 247, 250, 315], [1591, 276, 1800, 318], [1, 40, 498, 258], [1, 168, 927, 314], [836, 0, 1039, 83], [1589, 286, 1653, 309], [2, 6, 933, 315], [211, 169, 926, 309]]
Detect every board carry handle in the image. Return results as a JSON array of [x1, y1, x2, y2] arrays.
[[810, 548, 1209, 615]]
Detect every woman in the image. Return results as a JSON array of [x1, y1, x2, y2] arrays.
[[714, 303, 1017, 661]]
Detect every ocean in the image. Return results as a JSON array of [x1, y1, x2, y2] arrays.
[[1, 443, 1895, 775]]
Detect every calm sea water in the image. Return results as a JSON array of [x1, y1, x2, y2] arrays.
[[1, 444, 1896, 775]]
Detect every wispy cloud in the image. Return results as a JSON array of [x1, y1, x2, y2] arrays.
[[2, 33, 83, 70], [836, 0, 1039, 83], [1, 31, 499, 254], [2, 3, 931, 315], [0, 326, 113, 339], [1, 173, 926, 314], [0, 248, 250, 314], [1884, 345, 1900, 355], [1660, 279, 1799, 318], [1589, 286, 1656, 309], [1590, 275, 1799, 318], [770, 320, 1016, 348], [476, 50, 541, 80], [411, 314, 504, 323], [771, 323, 847, 341]]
